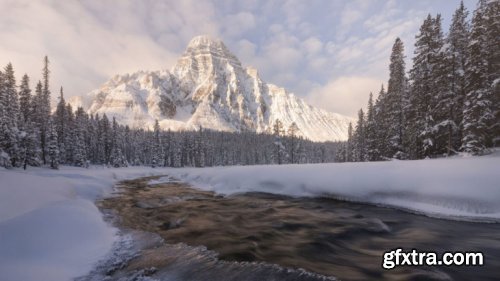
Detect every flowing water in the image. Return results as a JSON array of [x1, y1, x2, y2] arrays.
[[84, 176, 500, 281]]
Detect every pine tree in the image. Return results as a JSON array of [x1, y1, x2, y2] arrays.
[[365, 92, 379, 161], [73, 107, 87, 167], [373, 85, 387, 159], [482, 0, 500, 146], [47, 117, 59, 169], [408, 14, 445, 158], [287, 122, 300, 164], [110, 117, 127, 167], [443, 1, 470, 154], [1, 63, 21, 167], [19, 122, 41, 169], [54, 87, 68, 162], [354, 109, 366, 161], [151, 119, 161, 168], [346, 122, 353, 162], [34, 56, 52, 165], [18, 74, 32, 124], [461, 0, 495, 154], [272, 119, 286, 164], [385, 38, 407, 159]]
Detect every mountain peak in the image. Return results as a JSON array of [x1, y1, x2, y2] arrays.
[[174, 35, 242, 79], [183, 35, 236, 62], [187, 35, 223, 49], [74, 35, 353, 142]]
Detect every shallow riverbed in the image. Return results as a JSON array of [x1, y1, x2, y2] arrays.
[[87, 175, 500, 281]]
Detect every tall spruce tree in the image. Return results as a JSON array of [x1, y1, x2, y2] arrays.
[[385, 38, 407, 159], [2, 63, 21, 167], [443, 1, 470, 154], [373, 85, 387, 159], [151, 119, 161, 167], [408, 14, 445, 158], [365, 92, 379, 161], [354, 108, 366, 161], [47, 117, 59, 169], [461, 0, 495, 154], [273, 119, 285, 164], [346, 122, 353, 162], [54, 87, 68, 162], [18, 74, 32, 124], [482, 0, 500, 146], [73, 107, 87, 167]]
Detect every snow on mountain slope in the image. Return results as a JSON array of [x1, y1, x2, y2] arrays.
[[70, 35, 353, 142]]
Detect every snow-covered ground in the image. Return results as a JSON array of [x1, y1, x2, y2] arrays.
[[0, 152, 499, 280], [0, 166, 168, 281]]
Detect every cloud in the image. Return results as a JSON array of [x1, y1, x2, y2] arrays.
[[0, 0, 220, 97], [223, 12, 256, 37], [307, 76, 382, 117]]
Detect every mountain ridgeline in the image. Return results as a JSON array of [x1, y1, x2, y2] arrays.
[[70, 36, 352, 143]]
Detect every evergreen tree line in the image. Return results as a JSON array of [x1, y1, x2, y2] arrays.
[[337, 0, 499, 162], [0, 58, 339, 169]]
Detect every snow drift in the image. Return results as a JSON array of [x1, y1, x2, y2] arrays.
[[0, 166, 168, 281]]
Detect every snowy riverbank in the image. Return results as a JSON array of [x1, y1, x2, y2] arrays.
[[0, 166, 169, 281], [0, 152, 499, 280], [167, 151, 500, 222]]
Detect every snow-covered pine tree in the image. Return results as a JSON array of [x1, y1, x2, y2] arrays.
[[73, 107, 88, 167], [385, 38, 407, 159], [1, 63, 22, 167], [63, 103, 75, 164], [461, 0, 495, 154], [408, 14, 444, 158], [0, 71, 9, 167], [151, 119, 161, 168], [272, 119, 286, 164], [99, 114, 111, 164], [17, 74, 41, 169], [110, 117, 127, 167], [19, 121, 41, 169], [346, 122, 353, 162], [442, 1, 470, 154], [39, 56, 52, 164], [54, 87, 68, 163], [365, 92, 379, 161], [194, 126, 205, 167], [373, 84, 388, 159], [287, 122, 300, 164], [47, 117, 59, 169], [354, 108, 366, 162], [18, 74, 32, 125], [482, 0, 500, 147]]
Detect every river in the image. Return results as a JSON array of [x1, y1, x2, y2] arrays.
[[79, 175, 500, 281]]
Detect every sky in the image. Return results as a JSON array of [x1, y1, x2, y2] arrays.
[[0, 0, 476, 117]]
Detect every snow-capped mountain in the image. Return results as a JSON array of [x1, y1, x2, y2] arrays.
[[70, 35, 352, 142]]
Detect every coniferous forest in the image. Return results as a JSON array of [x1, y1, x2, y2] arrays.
[[0, 57, 338, 169], [337, 0, 499, 162]]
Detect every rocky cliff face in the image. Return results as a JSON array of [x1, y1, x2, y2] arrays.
[[70, 35, 352, 142]]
